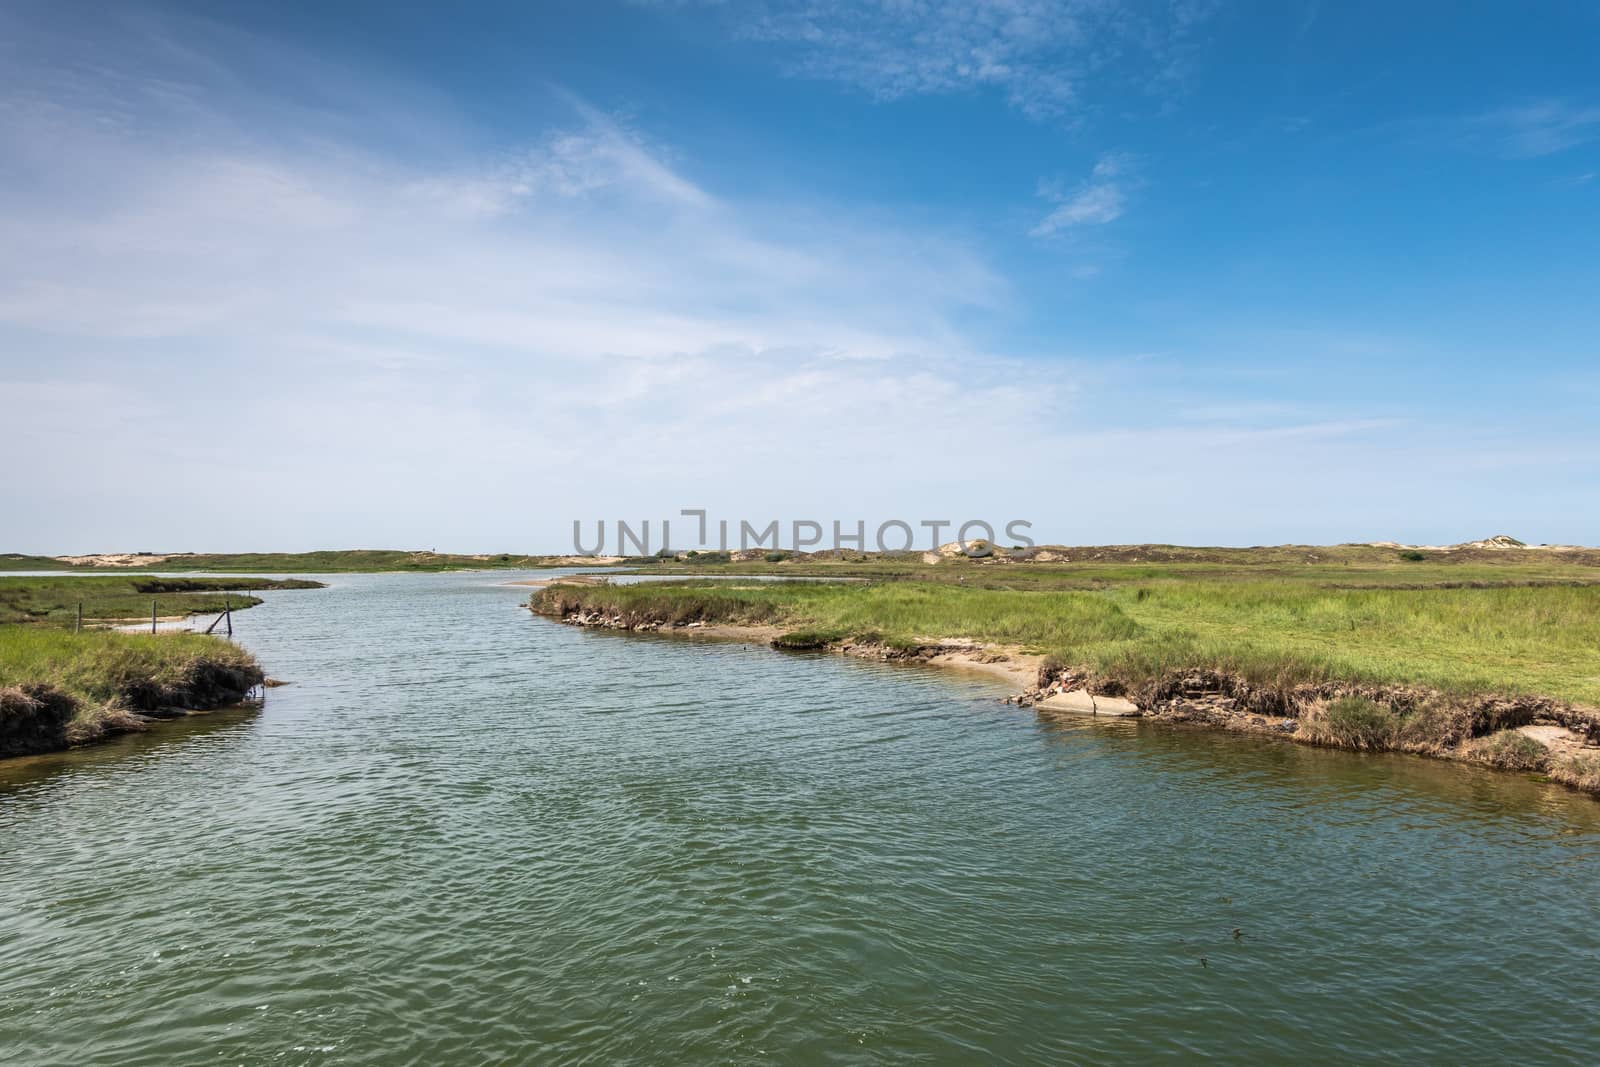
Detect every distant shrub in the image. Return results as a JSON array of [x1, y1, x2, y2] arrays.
[[1398, 550, 1426, 562], [686, 550, 698, 557], [764, 551, 790, 563]]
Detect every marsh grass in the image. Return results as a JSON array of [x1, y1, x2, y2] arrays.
[[0, 617, 267, 753], [0, 629, 260, 706], [1302, 697, 1403, 749], [1550, 754, 1600, 792], [1467, 730, 1551, 771], [772, 629, 846, 650], [0, 576, 321, 626], [533, 576, 1600, 706]]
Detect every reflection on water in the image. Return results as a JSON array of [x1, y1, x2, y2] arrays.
[[0, 706, 262, 794], [1, 571, 1597, 1065]]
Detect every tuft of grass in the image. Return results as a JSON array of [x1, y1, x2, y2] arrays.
[[1550, 754, 1600, 792], [1304, 697, 1402, 750], [773, 629, 845, 650], [1467, 730, 1550, 771]]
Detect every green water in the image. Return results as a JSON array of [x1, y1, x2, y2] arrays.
[[1, 572, 1597, 1065]]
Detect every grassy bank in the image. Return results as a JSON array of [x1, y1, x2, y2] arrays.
[[0, 576, 323, 626], [533, 578, 1600, 702], [530, 572, 1600, 795], [0, 576, 318, 757], [0, 629, 264, 756]]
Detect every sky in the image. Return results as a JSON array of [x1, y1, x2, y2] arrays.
[[3, 0, 1598, 553]]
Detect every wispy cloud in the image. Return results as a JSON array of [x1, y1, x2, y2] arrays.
[[3, 5, 1588, 552], [1031, 153, 1131, 235], [412, 112, 713, 219], [1471, 99, 1600, 157], [681, 0, 1214, 121], [0, 10, 1064, 547]]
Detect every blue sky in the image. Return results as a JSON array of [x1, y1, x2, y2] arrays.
[[3, 0, 1598, 552]]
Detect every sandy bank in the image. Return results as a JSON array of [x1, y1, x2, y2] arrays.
[[539, 606, 1043, 692]]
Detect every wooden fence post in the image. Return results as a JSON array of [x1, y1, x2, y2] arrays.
[[151, 599, 157, 634]]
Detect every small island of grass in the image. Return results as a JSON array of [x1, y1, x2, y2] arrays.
[[0, 576, 323, 758]]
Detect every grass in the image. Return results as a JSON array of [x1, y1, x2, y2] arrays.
[[1303, 697, 1401, 749], [0, 628, 264, 754], [1467, 730, 1550, 771], [0, 576, 312, 754], [0, 628, 260, 707], [1551, 754, 1600, 792], [531, 572, 1600, 706], [0, 576, 322, 626]]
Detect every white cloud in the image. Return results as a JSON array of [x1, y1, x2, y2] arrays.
[[723, 0, 1212, 120], [0, 13, 1064, 549], [1395, 99, 1600, 159], [1031, 153, 1130, 235], [3, 7, 1591, 552]]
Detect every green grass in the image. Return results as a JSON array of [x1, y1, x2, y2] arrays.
[[532, 574, 1600, 706], [0, 628, 259, 707], [1303, 697, 1402, 749], [0, 576, 322, 626], [0, 576, 310, 751], [1467, 730, 1550, 771], [0, 627, 265, 753]]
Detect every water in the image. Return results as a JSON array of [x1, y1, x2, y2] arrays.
[[2, 572, 1597, 1065]]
